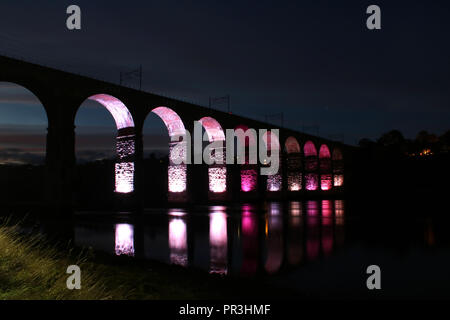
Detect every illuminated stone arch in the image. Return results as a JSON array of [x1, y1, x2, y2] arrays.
[[262, 131, 282, 192], [235, 124, 258, 193], [146, 106, 187, 198], [285, 136, 301, 154], [81, 94, 136, 193], [304, 140, 318, 191], [332, 148, 344, 187], [319, 144, 332, 190], [199, 117, 227, 195], [285, 137, 302, 191]]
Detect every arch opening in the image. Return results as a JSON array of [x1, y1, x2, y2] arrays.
[[0, 82, 48, 203]]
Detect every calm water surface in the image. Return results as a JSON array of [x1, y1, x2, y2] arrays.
[[73, 200, 450, 299]]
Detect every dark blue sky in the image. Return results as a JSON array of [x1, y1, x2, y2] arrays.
[[0, 0, 449, 161]]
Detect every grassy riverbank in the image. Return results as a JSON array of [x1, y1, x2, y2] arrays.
[[0, 221, 291, 300]]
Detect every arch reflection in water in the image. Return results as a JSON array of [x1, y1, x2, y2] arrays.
[[306, 201, 320, 261], [290, 201, 302, 216], [169, 216, 188, 267], [115, 224, 135, 256], [264, 203, 284, 274], [288, 202, 303, 266], [334, 200, 345, 247], [209, 206, 228, 274], [321, 200, 334, 256], [241, 205, 259, 275]]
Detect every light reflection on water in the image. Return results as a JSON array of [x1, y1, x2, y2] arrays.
[[115, 224, 135, 257], [209, 206, 228, 275], [75, 200, 346, 277], [169, 216, 188, 267]]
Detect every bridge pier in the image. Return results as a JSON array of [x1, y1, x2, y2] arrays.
[[45, 108, 76, 214]]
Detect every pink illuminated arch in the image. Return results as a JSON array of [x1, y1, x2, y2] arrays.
[[319, 144, 332, 190], [304, 141, 317, 157], [235, 125, 258, 193], [199, 117, 226, 142], [88, 94, 134, 130], [147, 107, 187, 195], [234, 124, 257, 148], [151, 106, 186, 138], [262, 131, 281, 152], [319, 144, 331, 159], [84, 94, 135, 194], [285, 136, 301, 154]]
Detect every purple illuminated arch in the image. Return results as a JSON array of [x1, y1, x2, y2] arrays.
[[285, 136, 301, 154], [304, 141, 318, 191], [149, 107, 187, 195], [151, 106, 186, 138], [88, 94, 134, 130], [199, 117, 227, 194], [85, 94, 135, 194], [235, 125, 258, 193]]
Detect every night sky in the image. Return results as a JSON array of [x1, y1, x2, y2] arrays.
[[0, 0, 449, 163]]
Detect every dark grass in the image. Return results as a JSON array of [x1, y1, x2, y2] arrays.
[[0, 219, 298, 300]]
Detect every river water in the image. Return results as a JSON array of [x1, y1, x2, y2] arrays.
[[70, 200, 450, 299]]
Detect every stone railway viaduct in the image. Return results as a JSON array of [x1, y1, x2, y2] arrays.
[[0, 55, 350, 210]]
